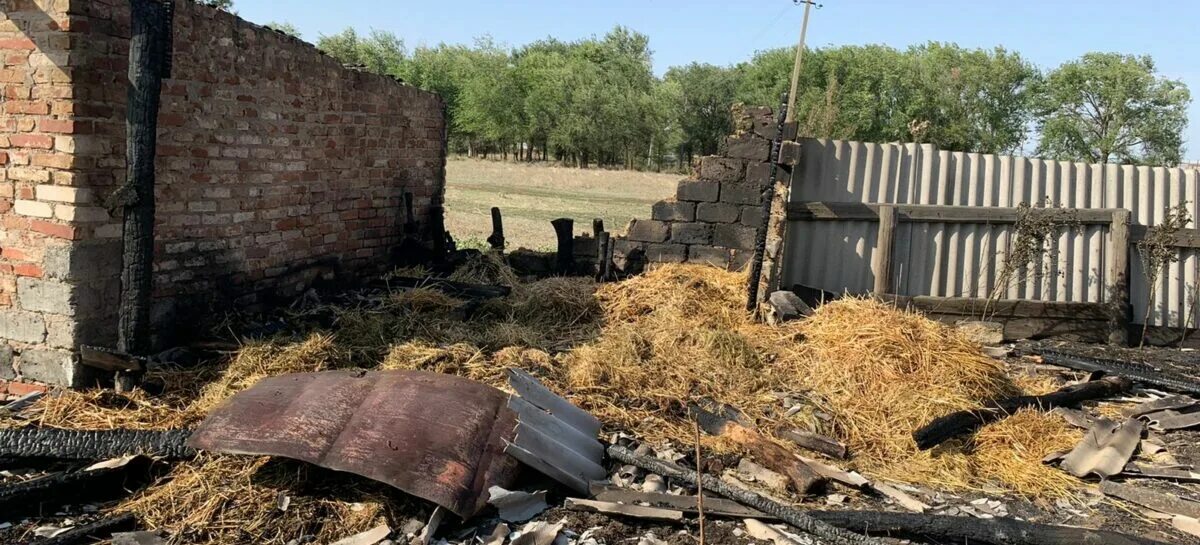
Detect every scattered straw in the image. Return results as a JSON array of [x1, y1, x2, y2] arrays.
[[118, 454, 416, 545], [12, 262, 1097, 544]]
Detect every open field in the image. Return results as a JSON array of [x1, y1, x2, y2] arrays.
[[445, 158, 681, 250]]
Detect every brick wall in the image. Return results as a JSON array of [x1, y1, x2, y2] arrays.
[[616, 106, 780, 272], [0, 0, 446, 385]]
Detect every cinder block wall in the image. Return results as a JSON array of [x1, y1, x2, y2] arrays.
[[616, 106, 778, 271], [0, 0, 447, 385]]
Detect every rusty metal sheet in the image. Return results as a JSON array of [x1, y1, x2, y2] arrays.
[[187, 370, 520, 517]]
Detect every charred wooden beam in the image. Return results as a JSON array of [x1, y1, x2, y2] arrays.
[[109, 0, 174, 392], [604, 239, 616, 279], [1038, 348, 1200, 395], [690, 402, 823, 494], [589, 484, 771, 519], [429, 206, 448, 261], [487, 207, 506, 251], [746, 94, 788, 312], [913, 376, 1132, 450], [592, 218, 604, 237], [0, 428, 194, 460], [777, 428, 847, 459], [807, 510, 1168, 545], [384, 275, 511, 299], [551, 218, 575, 274], [595, 232, 612, 282], [39, 513, 138, 545], [403, 191, 418, 235], [0, 458, 156, 517], [607, 445, 882, 545]]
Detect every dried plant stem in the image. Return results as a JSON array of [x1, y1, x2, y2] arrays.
[[694, 420, 705, 545]]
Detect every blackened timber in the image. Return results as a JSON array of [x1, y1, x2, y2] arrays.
[[115, 0, 174, 367], [913, 376, 1132, 450], [0, 428, 194, 460], [690, 402, 823, 495], [592, 219, 604, 237], [746, 94, 788, 311], [1038, 349, 1200, 395], [807, 510, 1168, 545], [429, 206, 448, 261], [777, 428, 848, 459], [607, 445, 880, 545], [595, 232, 612, 282], [487, 207, 505, 251], [403, 192, 418, 234], [39, 514, 138, 545], [0, 459, 155, 517], [589, 484, 771, 519], [551, 218, 575, 273]]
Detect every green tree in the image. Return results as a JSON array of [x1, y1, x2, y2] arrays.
[[733, 43, 1036, 153], [904, 43, 1038, 153], [1035, 53, 1191, 165], [665, 63, 737, 162], [734, 48, 793, 109], [456, 38, 525, 159], [317, 28, 406, 78], [265, 22, 301, 38]]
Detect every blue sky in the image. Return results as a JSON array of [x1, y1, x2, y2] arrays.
[[234, 0, 1199, 160]]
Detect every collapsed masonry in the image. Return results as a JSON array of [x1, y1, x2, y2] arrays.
[[1, 1, 446, 385], [614, 106, 792, 279]]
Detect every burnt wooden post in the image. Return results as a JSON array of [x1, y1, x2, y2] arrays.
[[596, 231, 611, 282], [1107, 209, 1131, 346], [112, 0, 173, 389], [487, 207, 505, 251], [429, 206, 447, 261], [745, 95, 788, 311], [402, 192, 417, 235], [592, 218, 604, 237], [551, 218, 575, 274], [872, 205, 897, 295]]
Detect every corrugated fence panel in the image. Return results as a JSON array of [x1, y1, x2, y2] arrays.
[[783, 137, 1199, 327]]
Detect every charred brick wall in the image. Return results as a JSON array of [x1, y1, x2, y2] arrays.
[[616, 106, 779, 272], [0, 0, 446, 385]]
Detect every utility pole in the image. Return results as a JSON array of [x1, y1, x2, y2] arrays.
[[784, 0, 817, 124]]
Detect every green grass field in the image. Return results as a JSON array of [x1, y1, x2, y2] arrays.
[[445, 158, 681, 250]]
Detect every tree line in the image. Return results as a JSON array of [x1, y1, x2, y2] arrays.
[[299, 25, 1190, 169]]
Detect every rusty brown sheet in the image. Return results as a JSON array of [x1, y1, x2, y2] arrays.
[[187, 370, 520, 517]]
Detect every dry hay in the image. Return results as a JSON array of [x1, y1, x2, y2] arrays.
[[117, 454, 419, 545], [8, 261, 1093, 544], [550, 264, 1083, 498]]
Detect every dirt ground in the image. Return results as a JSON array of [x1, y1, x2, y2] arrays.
[[444, 159, 680, 250]]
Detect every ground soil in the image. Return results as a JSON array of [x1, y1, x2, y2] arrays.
[[445, 158, 679, 250]]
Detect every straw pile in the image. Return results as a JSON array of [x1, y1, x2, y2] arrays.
[[2, 260, 1088, 543]]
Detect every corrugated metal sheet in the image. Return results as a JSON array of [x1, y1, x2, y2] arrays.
[[782, 138, 1200, 327]]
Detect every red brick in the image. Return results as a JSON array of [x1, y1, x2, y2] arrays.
[[0, 38, 37, 51], [38, 119, 81, 134], [1, 247, 28, 260], [29, 220, 77, 240], [4, 101, 49, 115], [2, 380, 51, 396], [9, 134, 53, 149], [13, 262, 42, 277]]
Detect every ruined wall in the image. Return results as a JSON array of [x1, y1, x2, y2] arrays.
[[616, 107, 778, 272], [0, 0, 81, 384], [0, 0, 446, 385]]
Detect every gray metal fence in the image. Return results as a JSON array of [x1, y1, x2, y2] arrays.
[[781, 138, 1200, 328]]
